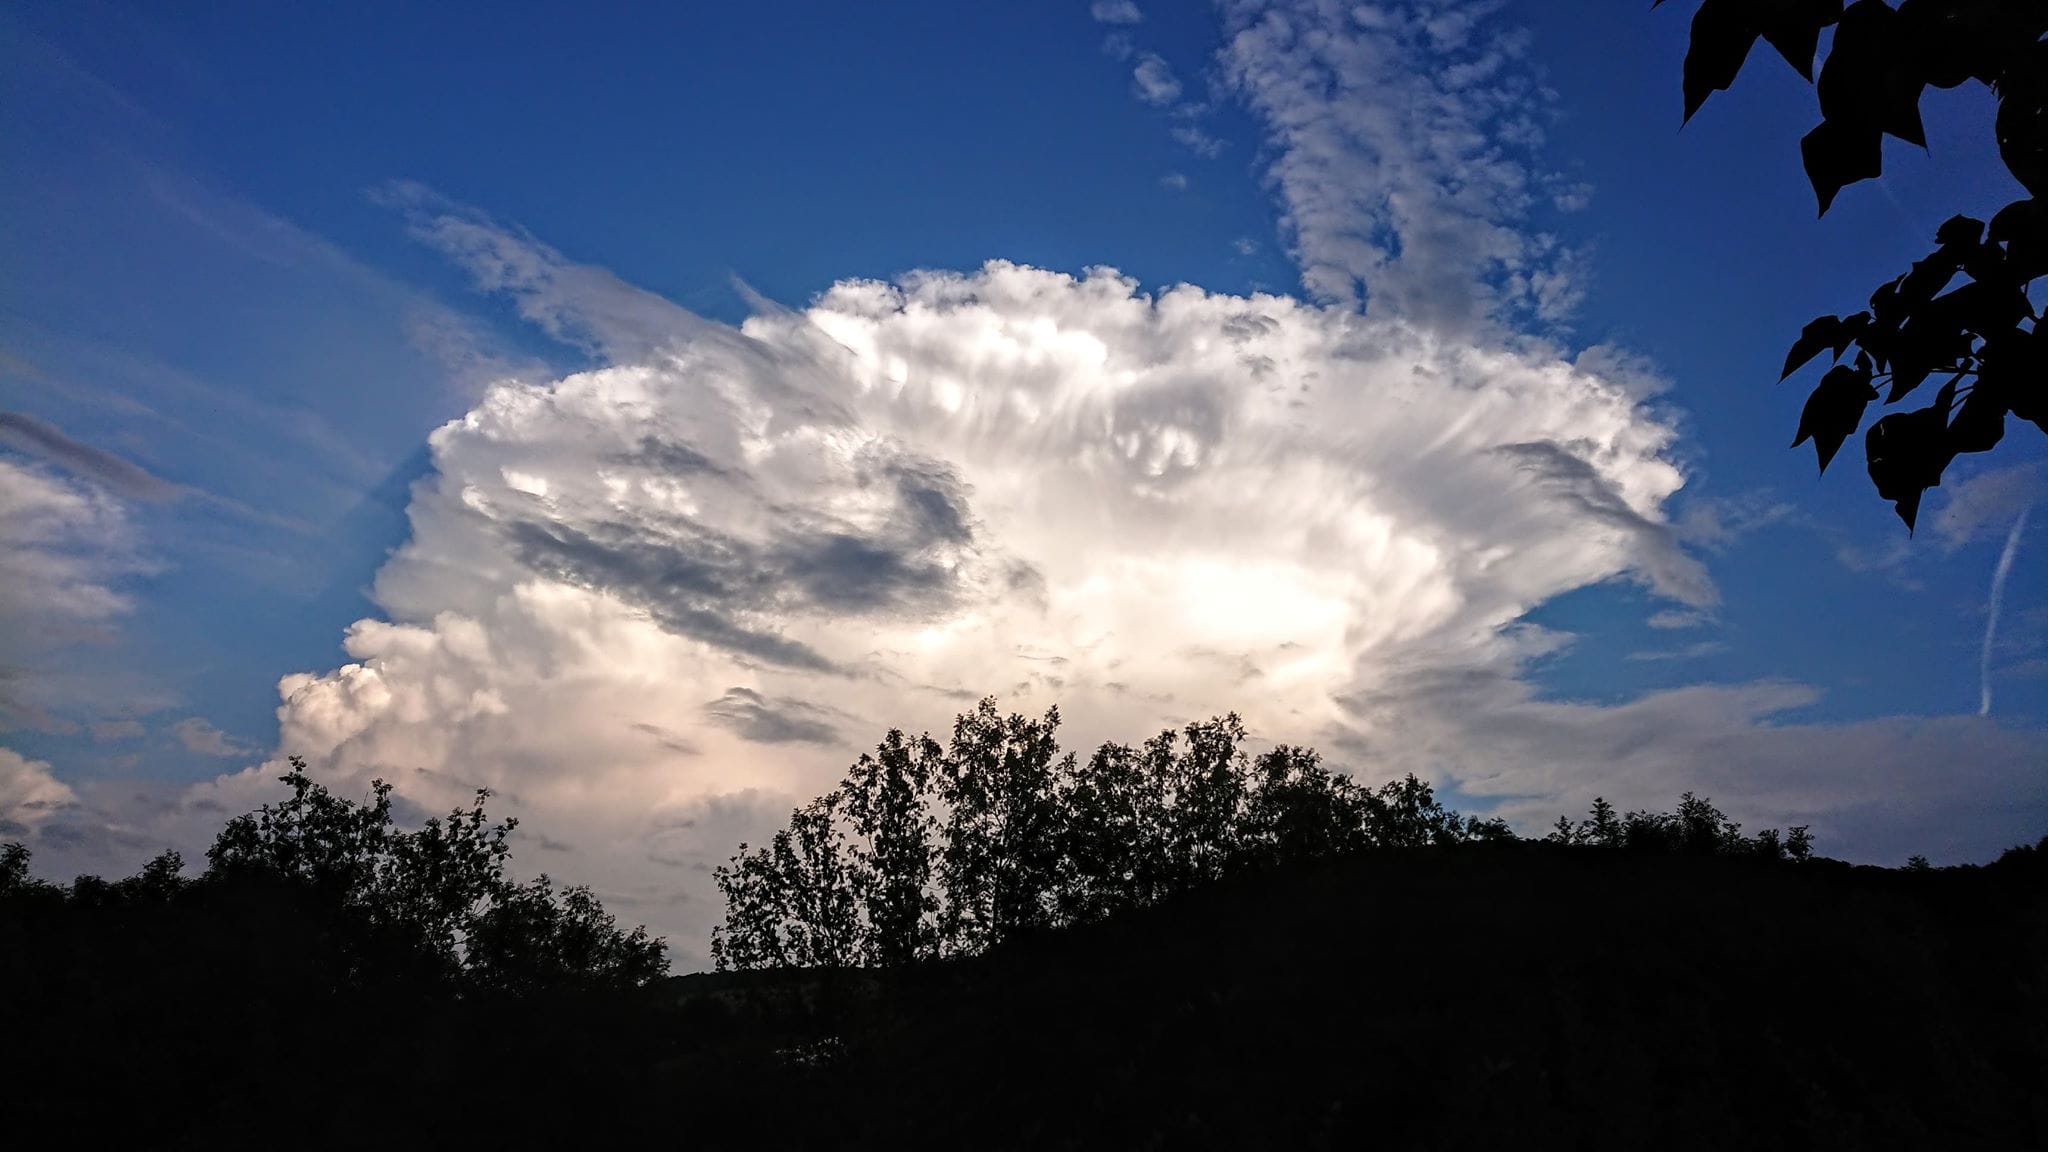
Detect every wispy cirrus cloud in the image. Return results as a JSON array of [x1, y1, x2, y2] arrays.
[[1626, 640, 1729, 663], [0, 411, 187, 503], [1219, 0, 1584, 333], [0, 458, 148, 661], [1091, 1, 1144, 26], [1934, 462, 2044, 552]]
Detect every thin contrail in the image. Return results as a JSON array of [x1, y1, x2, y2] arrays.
[[1979, 506, 2030, 716]]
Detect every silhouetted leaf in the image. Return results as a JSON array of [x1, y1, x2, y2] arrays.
[[1896, 253, 1961, 310], [1946, 378, 2006, 454], [1793, 363, 1878, 474], [1864, 402, 1957, 531], [1783, 314, 1846, 379], [1663, 2, 2043, 533], [1934, 214, 1985, 246], [1758, 0, 1845, 81], [1802, 117, 1883, 215], [1821, 0, 1927, 148], [1988, 197, 2045, 280], [1942, 277, 2033, 332], [1683, 0, 1761, 122], [1898, 0, 1981, 89], [1885, 300, 1975, 402], [1995, 42, 2048, 196], [1980, 325, 2044, 433]]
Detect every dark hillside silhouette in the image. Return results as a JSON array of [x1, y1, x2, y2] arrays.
[[3, 711, 2042, 1149], [0, 758, 666, 1148]]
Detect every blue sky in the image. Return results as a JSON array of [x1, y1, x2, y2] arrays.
[[3, 0, 2042, 961]]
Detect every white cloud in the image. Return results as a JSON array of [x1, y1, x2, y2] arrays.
[[171, 717, 254, 758], [375, 181, 711, 364], [0, 747, 78, 835], [1933, 462, 2044, 551], [1161, 171, 1190, 191], [1219, 0, 1583, 334], [1132, 53, 1183, 106], [0, 458, 155, 731], [223, 216, 1716, 959], [1676, 492, 1798, 551], [1091, 1, 1144, 25], [0, 458, 139, 632], [1171, 123, 1227, 158], [1361, 677, 2048, 865], [1625, 640, 1728, 662]]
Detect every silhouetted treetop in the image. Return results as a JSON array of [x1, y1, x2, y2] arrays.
[[712, 700, 1810, 972], [4, 756, 666, 997]]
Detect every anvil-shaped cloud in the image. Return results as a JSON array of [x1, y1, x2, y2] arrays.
[[218, 208, 1719, 959]]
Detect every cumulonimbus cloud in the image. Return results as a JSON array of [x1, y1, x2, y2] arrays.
[[177, 211, 1713, 960], [179, 229, 2032, 964]]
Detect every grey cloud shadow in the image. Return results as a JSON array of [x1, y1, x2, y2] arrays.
[[1495, 440, 1716, 609], [499, 444, 987, 672], [702, 686, 843, 746], [0, 410, 187, 502], [631, 721, 700, 756]]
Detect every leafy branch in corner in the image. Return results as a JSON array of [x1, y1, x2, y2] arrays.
[[1662, 0, 2045, 530]]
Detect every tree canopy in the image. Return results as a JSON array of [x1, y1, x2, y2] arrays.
[[1663, 0, 2045, 530], [2, 755, 667, 995], [711, 698, 1808, 972]]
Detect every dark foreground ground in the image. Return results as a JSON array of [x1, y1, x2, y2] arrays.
[[6, 840, 2043, 1150]]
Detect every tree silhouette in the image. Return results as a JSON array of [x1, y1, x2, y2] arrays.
[[206, 755, 666, 992], [1239, 744, 1371, 867], [1056, 737, 1171, 923], [711, 790, 861, 970], [935, 699, 1069, 953], [842, 729, 942, 967], [1662, 0, 2045, 530], [710, 701, 1818, 973]]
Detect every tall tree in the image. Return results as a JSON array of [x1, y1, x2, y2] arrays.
[[1663, 0, 2045, 530], [841, 728, 943, 968], [1056, 739, 1171, 922], [1160, 714, 1252, 889], [716, 794, 874, 971], [935, 699, 1069, 953], [1240, 744, 1370, 867]]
